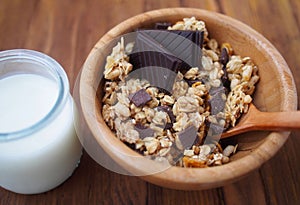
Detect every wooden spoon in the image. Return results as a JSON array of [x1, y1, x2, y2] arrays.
[[221, 103, 300, 139]]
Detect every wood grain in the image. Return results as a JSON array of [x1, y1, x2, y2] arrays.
[[1, 0, 300, 204]]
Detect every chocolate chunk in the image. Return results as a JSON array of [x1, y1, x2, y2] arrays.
[[164, 122, 173, 130], [154, 105, 175, 130], [134, 124, 155, 139], [204, 121, 225, 143], [166, 30, 203, 71], [129, 30, 203, 92], [143, 30, 203, 70], [209, 122, 225, 136], [209, 86, 228, 96], [134, 122, 148, 130], [129, 89, 152, 107], [199, 31, 204, 49], [219, 48, 231, 89], [208, 87, 226, 114], [130, 30, 203, 72], [130, 31, 183, 71], [129, 31, 183, 92], [156, 105, 176, 123], [221, 66, 230, 90], [168, 30, 204, 49], [169, 125, 199, 163], [169, 144, 184, 163], [154, 22, 172, 30], [178, 125, 198, 149], [130, 51, 182, 72], [220, 47, 229, 66], [127, 64, 177, 94]]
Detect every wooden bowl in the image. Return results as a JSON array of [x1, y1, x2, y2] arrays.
[[78, 8, 297, 190]]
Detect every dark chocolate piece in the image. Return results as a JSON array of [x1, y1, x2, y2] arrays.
[[166, 30, 202, 70], [130, 51, 182, 72], [220, 47, 229, 66], [155, 105, 175, 130], [204, 121, 225, 143], [129, 30, 183, 92], [154, 22, 172, 30], [178, 125, 198, 149], [156, 122, 173, 131], [129, 89, 152, 107], [128, 59, 178, 93], [164, 122, 173, 130], [130, 31, 183, 71], [209, 86, 228, 96], [219, 47, 231, 89], [168, 30, 204, 48], [130, 30, 203, 71], [134, 124, 155, 139], [221, 66, 230, 90], [199, 31, 204, 49], [209, 122, 225, 136], [134, 122, 148, 130], [156, 105, 176, 123], [208, 87, 227, 115], [141, 30, 203, 70], [169, 144, 184, 163], [129, 29, 203, 92]]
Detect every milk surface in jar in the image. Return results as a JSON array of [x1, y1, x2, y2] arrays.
[[0, 49, 82, 194]]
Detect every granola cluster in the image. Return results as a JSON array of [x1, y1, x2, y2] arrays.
[[101, 17, 259, 167]]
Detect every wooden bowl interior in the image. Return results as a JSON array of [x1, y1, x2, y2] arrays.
[[80, 8, 297, 190]]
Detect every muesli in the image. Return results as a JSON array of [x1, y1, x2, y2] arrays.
[[101, 17, 259, 167]]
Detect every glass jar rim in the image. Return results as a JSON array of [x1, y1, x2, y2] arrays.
[[0, 49, 70, 141]]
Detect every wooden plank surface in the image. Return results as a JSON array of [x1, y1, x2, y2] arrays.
[[0, 0, 300, 204]]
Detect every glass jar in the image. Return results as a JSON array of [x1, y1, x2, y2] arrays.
[[0, 49, 82, 194]]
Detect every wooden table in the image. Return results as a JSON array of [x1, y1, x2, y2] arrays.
[[1, 0, 300, 204]]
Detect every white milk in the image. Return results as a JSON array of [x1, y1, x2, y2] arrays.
[[0, 75, 59, 132], [0, 74, 82, 194]]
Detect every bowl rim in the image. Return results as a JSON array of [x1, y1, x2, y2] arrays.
[[78, 8, 298, 190]]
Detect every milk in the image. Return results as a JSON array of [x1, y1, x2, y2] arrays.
[[0, 73, 82, 194], [0, 75, 58, 132]]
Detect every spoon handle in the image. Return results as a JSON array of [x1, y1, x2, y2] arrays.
[[253, 110, 300, 131], [221, 105, 300, 139]]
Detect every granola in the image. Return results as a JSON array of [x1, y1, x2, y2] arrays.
[[100, 17, 259, 167]]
